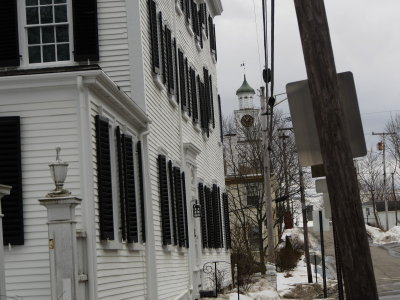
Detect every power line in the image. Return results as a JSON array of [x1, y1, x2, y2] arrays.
[[252, 0, 263, 87]]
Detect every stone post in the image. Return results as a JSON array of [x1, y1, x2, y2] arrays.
[[39, 196, 81, 300], [0, 184, 12, 300]]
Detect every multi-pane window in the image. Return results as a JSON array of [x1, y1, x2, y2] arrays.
[[246, 183, 259, 207], [25, 0, 70, 64]]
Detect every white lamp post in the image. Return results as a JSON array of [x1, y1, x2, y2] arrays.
[[39, 147, 81, 300]]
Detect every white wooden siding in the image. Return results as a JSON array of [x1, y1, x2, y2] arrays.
[[0, 84, 81, 300], [88, 92, 147, 300], [98, 0, 132, 96], [137, 0, 230, 298]]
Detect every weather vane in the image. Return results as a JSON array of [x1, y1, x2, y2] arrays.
[[240, 61, 246, 76]]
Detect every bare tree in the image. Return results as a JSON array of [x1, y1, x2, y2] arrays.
[[356, 149, 384, 228], [223, 110, 303, 273]]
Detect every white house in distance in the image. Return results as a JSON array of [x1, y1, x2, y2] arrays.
[[0, 0, 230, 300]]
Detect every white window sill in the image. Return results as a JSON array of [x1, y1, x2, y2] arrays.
[[153, 73, 165, 91], [175, 2, 183, 15], [168, 93, 178, 109], [186, 23, 194, 37], [163, 244, 174, 253], [182, 111, 190, 122], [209, 124, 214, 133], [193, 122, 201, 133], [202, 28, 208, 41], [177, 247, 187, 255], [211, 52, 217, 64], [100, 240, 145, 251], [202, 132, 208, 141], [196, 40, 202, 52]]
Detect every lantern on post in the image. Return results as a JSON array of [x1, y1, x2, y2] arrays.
[[193, 201, 201, 218], [48, 147, 70, 197], [377, 141, 384, 151]]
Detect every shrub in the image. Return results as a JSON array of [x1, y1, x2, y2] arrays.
[[275, 236, 303, 272]]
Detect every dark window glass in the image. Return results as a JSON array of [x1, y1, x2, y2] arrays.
[[56, 25, 69, 42], [42, 26, 54, 43], [28, 27, 41, 44], [54, 0, 66, 3], [54, 5, 67, 23], [29, 46, 41, 63], [26, 0, 38, 6], [40, 0, 52, 4], [40, 6, 53, 24], [57, 44, 69, 61], [43, 45, 55, 62], [26, 7, 39, 24]]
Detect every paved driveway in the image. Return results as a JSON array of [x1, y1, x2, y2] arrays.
[[370, 244, 400, 298]]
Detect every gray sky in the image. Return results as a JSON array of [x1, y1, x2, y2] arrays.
[[215, 0, 400, 149]]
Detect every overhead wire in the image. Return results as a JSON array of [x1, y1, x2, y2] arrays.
[[252, 0, 263, 87]]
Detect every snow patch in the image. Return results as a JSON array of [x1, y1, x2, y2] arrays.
[[366, 225, 400, 244]]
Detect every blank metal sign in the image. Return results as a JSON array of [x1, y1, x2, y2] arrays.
[[286, 72, 366, 167]]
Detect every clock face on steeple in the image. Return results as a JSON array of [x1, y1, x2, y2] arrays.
[[241, 114, 254, 127]]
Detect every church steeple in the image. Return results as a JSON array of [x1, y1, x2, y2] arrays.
[[236, 75, 255, 109]]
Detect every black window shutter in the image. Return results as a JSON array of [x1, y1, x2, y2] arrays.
[[165, 27, 174, 94], [0, 0, 20, 67], [173, 167, 185, 247], [181, 172, 189, 248], [180, 0, 185, 14], [213, 24, 218, 61], [198, 183, 207, 248], [191, 70, 199, 123], [72, 0, 99, 62], [0, 117, 23, 245], [137, 141, 146, 243], [223, 193, 231, 249], [173, 38, 180, 104], [122, 135, 138, 243], [95, 115, 114, 240], [168, 161, 178, 245], [205, 9, 209, 37], [218, 186, 224, 248], [209, 75, 215, 128], [116, 127, 127, 240], [158, 155, 171, 245], [212, 184, 221, 248], [186, 62, 192, 117], [218, 95, 223, 142], [185, 0, 191, 23], [205, 186, 214, 248], [178, 50, 187, 111], [148, 0, 160, 73], [159, 13, 167, 85]]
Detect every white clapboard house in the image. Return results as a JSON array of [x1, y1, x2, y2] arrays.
[[0, 0, 230, 299]]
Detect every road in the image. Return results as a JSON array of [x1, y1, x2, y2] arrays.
[[309, 227, 400, 298], [370, 244, 400, 299]]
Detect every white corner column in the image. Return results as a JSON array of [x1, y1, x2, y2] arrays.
[[0, 184, 12, 300], [39, 196, 82, 300]]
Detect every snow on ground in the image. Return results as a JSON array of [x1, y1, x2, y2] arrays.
[[366, 225, 400, 244]]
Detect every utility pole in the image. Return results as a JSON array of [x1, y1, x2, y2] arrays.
[[260, 87, 275, 262], [372, 131, 395, 230], [392, 172, 398, 225], [294, 0, 378, 298], [299, 164, 312, 283]]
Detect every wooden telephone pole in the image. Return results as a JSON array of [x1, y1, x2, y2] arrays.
[[294, 0, 378, 298]]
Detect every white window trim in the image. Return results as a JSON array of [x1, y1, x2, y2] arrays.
[[18, 0, 76, 68]]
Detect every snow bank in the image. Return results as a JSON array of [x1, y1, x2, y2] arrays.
[[228, 290, 279, 300], [366, 225, 400, 244]]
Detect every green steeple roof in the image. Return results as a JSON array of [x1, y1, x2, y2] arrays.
[[236, 75, 255, 95]]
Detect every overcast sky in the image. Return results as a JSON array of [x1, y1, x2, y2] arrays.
[[215, 0, 400, 149]]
